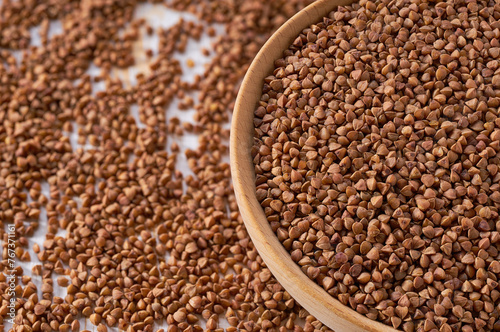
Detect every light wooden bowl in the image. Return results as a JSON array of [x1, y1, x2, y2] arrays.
[[230, 0, 401, 331]]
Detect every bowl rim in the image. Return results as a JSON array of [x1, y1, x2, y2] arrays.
[[230, 0, 401, 331]]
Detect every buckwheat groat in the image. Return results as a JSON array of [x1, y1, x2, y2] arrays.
[[254, 0, 500, 331]]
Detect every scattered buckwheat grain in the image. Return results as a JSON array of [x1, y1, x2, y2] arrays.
[[0, 0, 339, 332]]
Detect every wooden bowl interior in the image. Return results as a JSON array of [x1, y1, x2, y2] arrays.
[[230, 0, 401, 331]]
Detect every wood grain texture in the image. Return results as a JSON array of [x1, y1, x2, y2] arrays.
[[230, 1, 401, 331]]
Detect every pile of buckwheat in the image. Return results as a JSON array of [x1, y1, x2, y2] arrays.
[[0, 0, 347, 332], [253, 0, 500, 331]]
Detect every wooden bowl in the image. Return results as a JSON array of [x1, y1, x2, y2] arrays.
[[230, 0, 400, 331]]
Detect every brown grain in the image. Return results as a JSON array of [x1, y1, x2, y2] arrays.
[[254, 0, 500, 331], [2, 0, 336, 332]]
